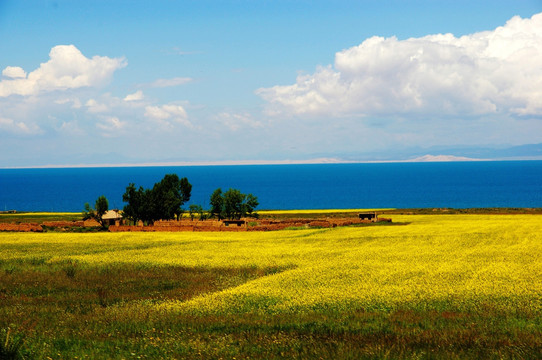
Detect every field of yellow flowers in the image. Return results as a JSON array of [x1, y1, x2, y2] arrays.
[[1, 214, 541, 358]]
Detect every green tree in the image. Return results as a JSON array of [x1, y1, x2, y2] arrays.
[[122, 184, 153, 224], [121, 183, 141, 224], [122, 174, 192, 224], [95, 195, 109, 221], [209, 188, 224, 219], [210, 188, 258, 220], [83, 195, 109, 227], [243, 193, 259, 217], [223, 188, 244, 220], [82, 202, 95, 221]]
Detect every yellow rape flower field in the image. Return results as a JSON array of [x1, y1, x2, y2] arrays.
[[1, 214, 542, 359]]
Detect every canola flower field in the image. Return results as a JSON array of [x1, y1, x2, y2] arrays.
[[1, 214, 541, 359]]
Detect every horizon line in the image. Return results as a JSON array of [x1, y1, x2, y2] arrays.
[[4, 154, 541, 169]]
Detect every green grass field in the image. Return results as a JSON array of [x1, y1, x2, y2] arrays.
[[1, 213, 541, 359], [0, 212, 82, 224]]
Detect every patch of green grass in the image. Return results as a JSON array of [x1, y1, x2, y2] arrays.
[[0, 260, 292, 358], [41, 225, 104, 233], [18, 307, 540, 359], [284, 225, 309, 230], [0, 213, 82, 224]]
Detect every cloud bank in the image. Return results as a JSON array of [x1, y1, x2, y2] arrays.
[[257, 13, 542, 118], [0, 45, 126, 97]]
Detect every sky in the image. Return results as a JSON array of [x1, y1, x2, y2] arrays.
[[1, 0, 542, 167]]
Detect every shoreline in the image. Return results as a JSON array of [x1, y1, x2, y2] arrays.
[[3, 157, 542, 170]]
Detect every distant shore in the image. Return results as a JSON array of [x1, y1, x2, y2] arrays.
[[4, 156, 542, 169]]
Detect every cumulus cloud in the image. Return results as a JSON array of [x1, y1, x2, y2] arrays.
[[150, 77, 193, 88], [257, 13, 542, 118], [144, 104, 192, 128], [124, 90, 144, 101], [0, 117, 41, 135], [2, 66, 26, 79], [96, 116, 126, 135], [0, 45, 126, 97]]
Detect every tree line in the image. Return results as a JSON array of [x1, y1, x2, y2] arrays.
[[84, 174, 258, 226]]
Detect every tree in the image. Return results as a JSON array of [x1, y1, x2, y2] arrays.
[[95, 195, 109, 221], [223, 188, 244, 220], [83, 195, 109, 227], [243, 193, 259, 217], [209, 188, 258, 220], [122, 174, 192, 224], [209, 188, 224, 219], [152, 174, 191, 220], [121, 183, 141, 224], [122, 184, 154, 224], [82, 202, 95, 221]]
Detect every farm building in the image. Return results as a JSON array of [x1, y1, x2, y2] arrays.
[[359, 212, 378, 222], [102, 209, 123, 226]]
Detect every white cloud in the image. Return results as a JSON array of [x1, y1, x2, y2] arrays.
[[218, 112, 263, 131], [124, 90, 144, 101], [96, 116, 126, 135], [257, 13, 542, 118], [2, 66, 26, 79], [150, 77, 192, 88], [85, 98, 109, 113], [0, 117, 41, 135], [55, 98, 71, 105], [145, 105, 171, 120], [55, 97, 82, 109], [0, 45, 126, 97], [144, 104, 192, 128]]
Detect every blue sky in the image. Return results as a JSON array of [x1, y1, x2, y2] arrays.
[[1, 0, 542, 167]]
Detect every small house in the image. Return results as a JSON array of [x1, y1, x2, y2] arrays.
[[359, 212, 378, 222], [102, 209, 123, 226]]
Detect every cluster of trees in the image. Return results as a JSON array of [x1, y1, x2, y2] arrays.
[[122, 174, 192, 224], [86, 174, 259, 225], [209, 188, 258, 220]]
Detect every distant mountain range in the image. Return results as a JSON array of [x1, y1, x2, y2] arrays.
[[428, 143, 542, 160], [335, 143, 542, 163], [405, 155, 480, 162], [5, 143, 542, 169]]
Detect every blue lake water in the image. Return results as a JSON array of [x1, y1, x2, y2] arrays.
[[1, 161, 541, 212]]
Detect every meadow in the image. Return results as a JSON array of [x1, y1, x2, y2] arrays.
[[1, 214, 541, 359]]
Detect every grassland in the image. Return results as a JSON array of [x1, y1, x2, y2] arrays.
[[1, 213, 541, 359], [0, 212, 82, 224]]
